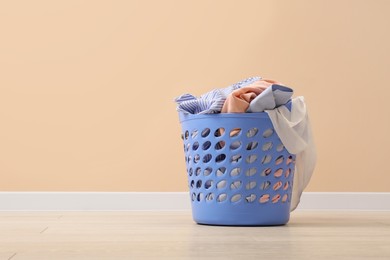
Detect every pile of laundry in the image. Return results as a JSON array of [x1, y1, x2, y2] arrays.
[[175, 76, 316, 211], [175, 76, 293, 114]]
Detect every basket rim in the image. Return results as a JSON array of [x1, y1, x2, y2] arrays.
[[179, 112, 270, 123]]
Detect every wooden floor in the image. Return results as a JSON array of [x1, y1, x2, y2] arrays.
[[0, 211, 389, 260]]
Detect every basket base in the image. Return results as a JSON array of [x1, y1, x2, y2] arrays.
[[191, 203, 290, 226], [195, 221, 288, 227]]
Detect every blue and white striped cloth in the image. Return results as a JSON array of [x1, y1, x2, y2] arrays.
[[175, 77, 261, 115], [248, 84, 293, 113]]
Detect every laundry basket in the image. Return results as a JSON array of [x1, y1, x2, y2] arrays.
[[179, 110, 295, 226]]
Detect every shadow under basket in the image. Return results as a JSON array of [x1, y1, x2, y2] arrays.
[[179, 112, 295, 226]]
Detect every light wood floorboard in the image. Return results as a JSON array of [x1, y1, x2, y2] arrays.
[[0, 211, 389, 259]]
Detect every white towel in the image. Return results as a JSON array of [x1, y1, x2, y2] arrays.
[[265, 96, 317, 211]]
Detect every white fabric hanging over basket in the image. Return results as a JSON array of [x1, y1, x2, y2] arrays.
[[265, 96, 317, 211]]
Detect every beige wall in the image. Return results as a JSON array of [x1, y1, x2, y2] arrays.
[[1, 0, 389, 192]]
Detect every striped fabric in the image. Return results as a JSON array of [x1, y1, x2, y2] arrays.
[[175, 77, 261, 115]]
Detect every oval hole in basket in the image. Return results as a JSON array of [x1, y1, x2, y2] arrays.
[[274, 168, 283, 178], [272, 194, 281, 203], [214, 128, 225, 137], [230, 167, 241, 177], [201, 128, 210, 137], [230, 154, 242, 164], [216, 180, 227, 190], [204, 180, 213, 189], [230, 180, 242, 190], [261, 168, 272, 177], [202, 154, 212, 163], [206, 193, 214, 201], [202, 141, 211, 150], [197, 193, 204, 202], [246, 155, 257, 164], [246, 141, 258, 150], [191, 129, 198, 139], [259, 194, 270, 203], [194, 154, 200, 163], [215, 141, 226, 150], [217, 193, 227, 202], [273, 181, 282, 191], [275, 155, 284, 165], [262, 142, 273, 151], [246, 168, 257, 176], [285, 168, 291, 178], [230, 141, 241, 150], [247, 128, 258, 138], [261, 155, 272, 164], [260, 181, 271, 190], [215, 154, 226, 163], [230, 128, 241, 137], [245, 194, 256, 203], [231, 194, 242, 203], [246, 181, 257, 190], [283, 182, 289, 190], [203, 167, 212, 176], [216, 167, 226, 177], [192, 142, 199, 151], [262, 128, 274, 138]]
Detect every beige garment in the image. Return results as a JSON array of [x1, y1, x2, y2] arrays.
[[220, 79, 280, 138], [221, 79, 279, 113]]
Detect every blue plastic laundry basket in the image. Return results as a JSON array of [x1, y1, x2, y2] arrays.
[[179, 109, 295, 226]]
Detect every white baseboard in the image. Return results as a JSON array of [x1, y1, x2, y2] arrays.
[[0, 192, 389, 211], [296, 192, 390, 211], [0, 192, 191, 211]]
